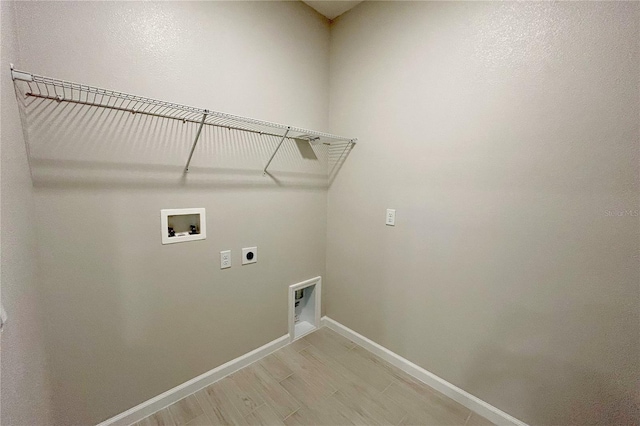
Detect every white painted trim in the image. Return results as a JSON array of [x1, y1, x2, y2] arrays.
[[288, 276, 321, 342], [96, 334, 289, 426], [161, 208, 206, 245], [97, 315, 526, 426], [321, 316, 528, 426]]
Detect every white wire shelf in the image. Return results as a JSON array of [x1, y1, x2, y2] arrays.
[[10, 67, 357, 174]]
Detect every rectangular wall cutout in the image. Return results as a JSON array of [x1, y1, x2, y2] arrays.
[[161, 208, 206, 245], [289, 276, 321, 341]]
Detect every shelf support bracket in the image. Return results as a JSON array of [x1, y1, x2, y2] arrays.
[[184, 110, 209, 173], [10, 64, 33, 82], [263, 126, 291, 175]]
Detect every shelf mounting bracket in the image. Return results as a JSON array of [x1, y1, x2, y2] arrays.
[[263, 126, 291, 175], [10, 64, 33, 82], [184, 110, 209, 173]]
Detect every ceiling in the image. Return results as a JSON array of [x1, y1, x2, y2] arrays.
[[301, 1, 364, 20]]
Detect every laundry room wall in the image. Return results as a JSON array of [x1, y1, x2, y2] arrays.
[[12, 2, 331, 423], [1, 1, 54, 424], [326, 2, 639, 424]]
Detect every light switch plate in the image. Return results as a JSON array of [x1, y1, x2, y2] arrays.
[[220, 250, 231, 269], [386, 209, 396, 226], [242, 247, 257, 265]]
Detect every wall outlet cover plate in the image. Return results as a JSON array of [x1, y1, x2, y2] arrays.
[[386, 208, 396, 226], [220, 250, 231, 269], [242, 247, 257, 265]]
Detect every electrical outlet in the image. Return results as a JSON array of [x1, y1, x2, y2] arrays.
[[386, 209, 396, 226], [242, 247, 257, 265], [220, 250, 231, 269]]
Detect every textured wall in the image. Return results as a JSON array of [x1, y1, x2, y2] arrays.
[[0, 1, 54, 425], [327, 2, 639, 425], [8, 2, 639, 424], [13, 2, 330, 424]]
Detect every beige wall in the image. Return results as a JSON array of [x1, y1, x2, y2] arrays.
[[6, 1, 640, 424], [12, 1, 330, 424], [327, 2, 639, 425], [0, 1, 54, 425]]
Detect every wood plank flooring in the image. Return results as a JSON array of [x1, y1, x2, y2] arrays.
[[134, 328, 494, 426]]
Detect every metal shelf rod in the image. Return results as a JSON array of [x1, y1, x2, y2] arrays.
[[184, 111, 209, 173], [263, 127, 291, 175]]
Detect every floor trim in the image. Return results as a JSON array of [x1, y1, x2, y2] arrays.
[[96, 334, 290, 426], [321, 316, 528, 426], [99, 319, 527, 426]]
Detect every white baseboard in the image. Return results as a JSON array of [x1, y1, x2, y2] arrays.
[[98, 318, 526, 426], [321, 316, 527, 426], [96, 334, 290, 426]]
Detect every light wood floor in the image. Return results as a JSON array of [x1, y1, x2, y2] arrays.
[[134, 327, 494, 426]]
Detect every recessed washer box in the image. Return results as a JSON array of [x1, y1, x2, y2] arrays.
[[161, 208, 206, 245]]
